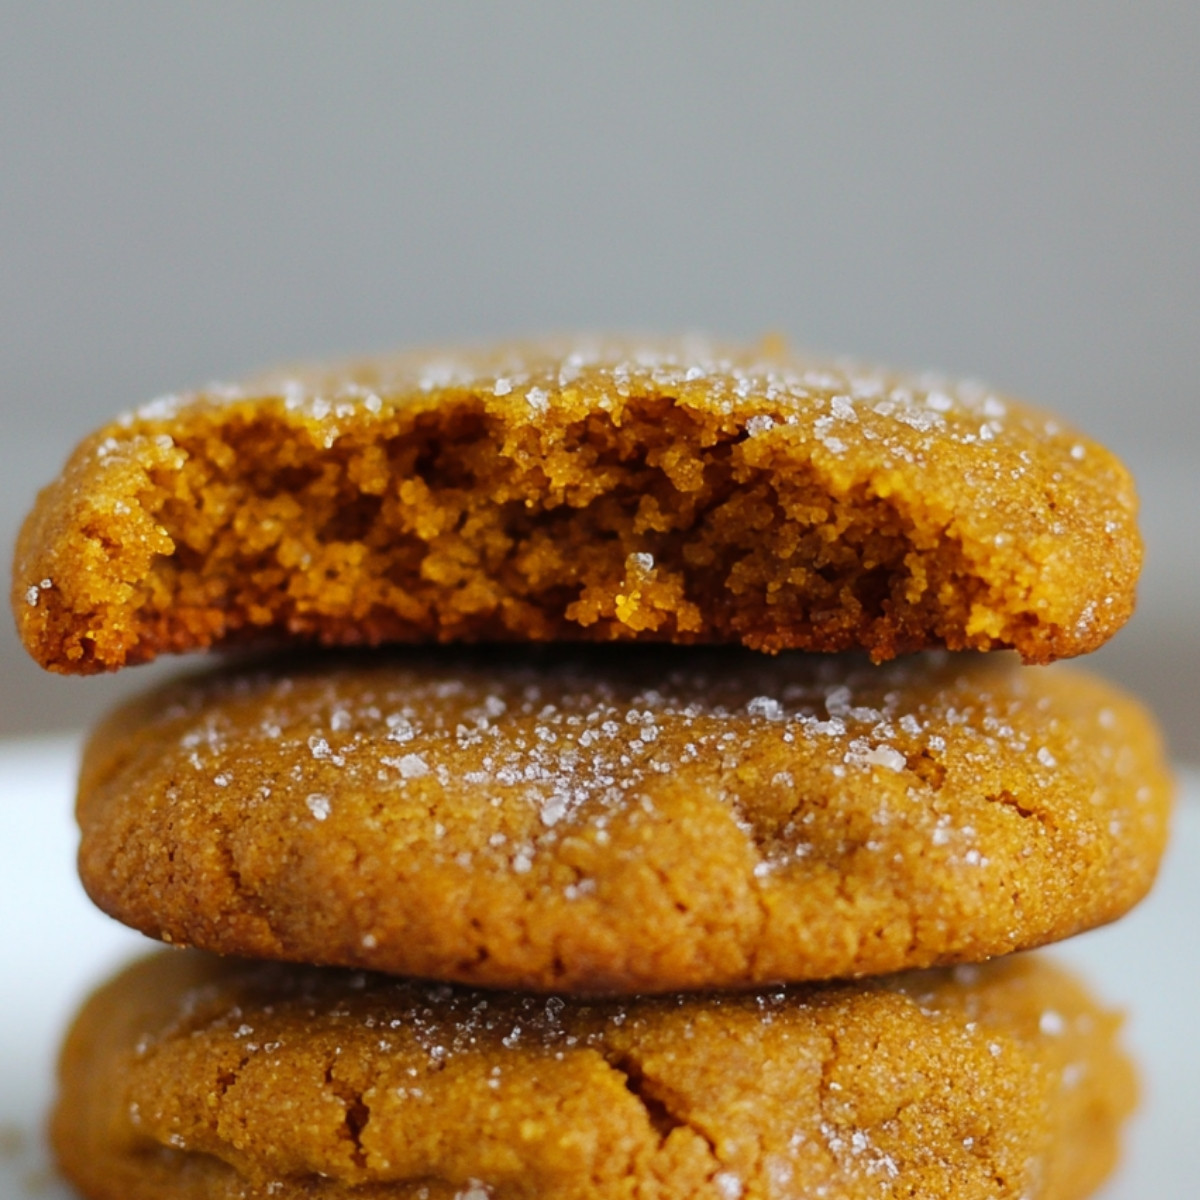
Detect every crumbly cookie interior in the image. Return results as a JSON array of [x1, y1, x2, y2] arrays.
[[127, 403, 994, 653], [13, 339, 1140, 672]]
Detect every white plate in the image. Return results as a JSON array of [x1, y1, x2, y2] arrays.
[[1, 735, 1195, 1197]]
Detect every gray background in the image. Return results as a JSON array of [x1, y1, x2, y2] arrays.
[[2, 3, 1197, 759]]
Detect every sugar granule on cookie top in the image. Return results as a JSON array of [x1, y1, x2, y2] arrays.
[[13, 335, 1140, 673]]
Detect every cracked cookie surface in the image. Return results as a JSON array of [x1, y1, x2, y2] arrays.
[[14, 335, 1140, 673], [53, 949, 1135, 1200], [76, 646, 1171, 992]]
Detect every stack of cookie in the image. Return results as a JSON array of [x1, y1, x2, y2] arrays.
[[13, 338, 1171, 1200]]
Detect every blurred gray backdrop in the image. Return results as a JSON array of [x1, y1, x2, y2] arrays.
[[2, 3, 1197, 759]]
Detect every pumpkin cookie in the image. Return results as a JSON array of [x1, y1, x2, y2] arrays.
[[52, 949, 1135, 1200], [76, 647, 1171, 993], [14, 336, 1140, 673]]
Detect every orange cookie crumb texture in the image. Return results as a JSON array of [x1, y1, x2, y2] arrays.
[[53, 950, 1135, 1200], [77, 647, 1172, 993], [14, 336, 1141, 674]]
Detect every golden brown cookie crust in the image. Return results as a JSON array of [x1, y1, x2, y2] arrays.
[[14, 336, 1140, 673], [52, 950, 1136, 1200], [77, 647, 1172, 992]]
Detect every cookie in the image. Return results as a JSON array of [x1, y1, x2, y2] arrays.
[[76, 646, 1171, 993], [52, 949, 1135, 1200], [14, 336, 1140, 673]]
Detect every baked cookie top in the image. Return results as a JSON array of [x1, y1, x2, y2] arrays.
[[53, 950, 1134, 1200], [77, 646, 1172, 992], [14, 336, 1140, 672]]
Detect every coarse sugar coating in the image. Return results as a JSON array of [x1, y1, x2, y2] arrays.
[[76, 646, 1172, 993], [14, 335, 1140, 673], [52, 949, 1136, 1200]]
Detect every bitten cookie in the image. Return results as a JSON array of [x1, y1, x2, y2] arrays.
[[52, 950, 1136, 1200], [14, 336, 1140, 673], [76, 647, 1172, 993]]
